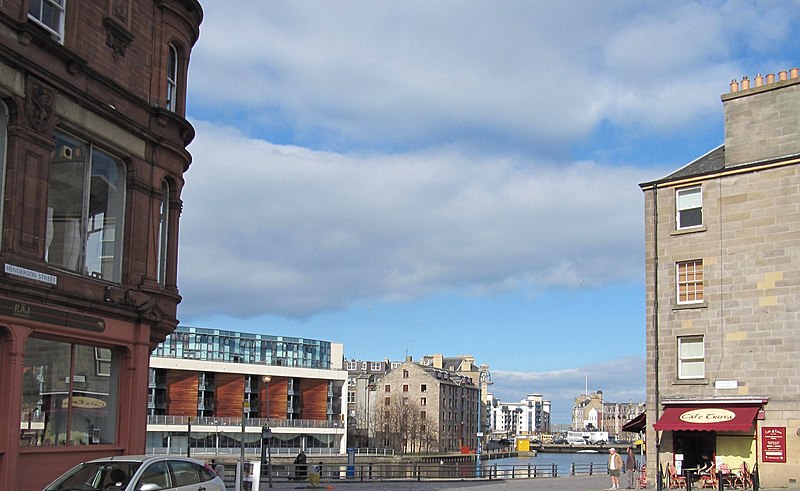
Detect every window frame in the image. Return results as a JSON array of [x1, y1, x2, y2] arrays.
[[156, 180, 170, 286], [166, 43, 179, 111], [20, 338, 120, 447], [676, 259, 704, 305], [45, 131, 126, 283], [676, 185, 703, 229], [0, 103, 7, 245], [28, 0, 66, 43], [677, 335, 705, 380]]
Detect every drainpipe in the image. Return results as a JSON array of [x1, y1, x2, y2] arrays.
[[652, 184, 662, 491]]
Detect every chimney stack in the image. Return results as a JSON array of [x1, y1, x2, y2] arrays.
[[722, 67, 800, 166]]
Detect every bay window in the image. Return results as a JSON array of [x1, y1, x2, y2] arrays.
[[46, 132, 125, 282]]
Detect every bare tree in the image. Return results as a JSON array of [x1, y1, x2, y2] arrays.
[[372, 395, 437, 454]]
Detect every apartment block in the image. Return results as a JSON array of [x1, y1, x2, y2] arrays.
[[640, 67, 800, 487], [147, 326, 348, 455], [375, 357, 480, 453], [488, 393, 551, 437]]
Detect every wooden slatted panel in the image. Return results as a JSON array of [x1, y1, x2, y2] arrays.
[[267, 377, 288, 419], [301, 379, 328, 420], [165, 370, 198, 416], [215, 373, 244, 417]]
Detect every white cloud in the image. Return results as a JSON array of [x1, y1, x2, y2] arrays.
[[491, 357, 645, 423], [178, 122, 657, 319], [188, 0, 799, 151]]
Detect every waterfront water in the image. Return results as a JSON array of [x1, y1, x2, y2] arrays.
[[486, 451, 636, 474]]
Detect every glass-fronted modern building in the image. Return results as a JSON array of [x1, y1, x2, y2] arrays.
[[147, 326, 348, 455]]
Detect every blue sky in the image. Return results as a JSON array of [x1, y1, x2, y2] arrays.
[[177, 0, 800, 423]]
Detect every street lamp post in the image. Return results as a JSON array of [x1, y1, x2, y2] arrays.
[[239, 399, 248, 491], [262, 375, 273, 488]]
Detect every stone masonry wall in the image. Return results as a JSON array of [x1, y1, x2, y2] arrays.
[[723, 77, 800, 166]]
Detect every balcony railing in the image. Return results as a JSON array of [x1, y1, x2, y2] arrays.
[[147, 415, 344, 429]]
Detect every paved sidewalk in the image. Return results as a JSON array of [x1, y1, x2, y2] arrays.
[[245, 476, 625, 490], [247, 476, 784, 491]]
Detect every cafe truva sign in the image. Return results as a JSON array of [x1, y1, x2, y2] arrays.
[[679, 408, 736, 424]]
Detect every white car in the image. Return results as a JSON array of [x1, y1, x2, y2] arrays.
[[43, 455, 226, 491]]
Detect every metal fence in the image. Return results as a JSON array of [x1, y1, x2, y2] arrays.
[[219, 460, 608, 487], [147, 446, 396, 457], [148, 415, 342, 429]]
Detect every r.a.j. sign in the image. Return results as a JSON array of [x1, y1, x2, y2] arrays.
[[761, 427, 786, 463]]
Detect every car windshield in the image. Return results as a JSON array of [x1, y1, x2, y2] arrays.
[[45, 462, 142, 490]]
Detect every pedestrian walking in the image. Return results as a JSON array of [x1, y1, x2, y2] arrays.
[[625, 447, 637, 489]]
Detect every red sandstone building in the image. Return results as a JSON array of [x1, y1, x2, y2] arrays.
[[0, 1, 202, 489]]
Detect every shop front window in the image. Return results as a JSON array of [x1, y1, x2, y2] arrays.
[[20, 338, 119, 446]]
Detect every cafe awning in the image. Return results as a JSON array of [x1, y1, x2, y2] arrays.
[[622, 412, 646, 433], [653, 404, 761, 432]]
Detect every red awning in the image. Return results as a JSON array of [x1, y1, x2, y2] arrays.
[[622, 412, 646, 433], [653, 404, 760, 432]]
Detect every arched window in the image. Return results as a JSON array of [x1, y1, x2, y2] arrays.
[[157, 180, 170, 285], [166, 43, 178, 111], [46, 131, 126, 282]]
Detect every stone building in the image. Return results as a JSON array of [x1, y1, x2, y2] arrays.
[[640, 67, 800, 487], [375, 358, 480, 453], [421, 354, 492, 448], [0, 1, 202, 488], [345, 358, 399, 447], [572, 390, 604, 431], [602, 401, 645, 442]]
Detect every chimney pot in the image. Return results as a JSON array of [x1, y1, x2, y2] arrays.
[[741, 76, 750, 90], [754, 74, 763, 87], [779, 70, 788, 81], [791, 68, 799, 79], [730, 79, 739, 93], [766, 73, 775, 84]]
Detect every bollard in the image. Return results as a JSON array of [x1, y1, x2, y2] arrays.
[[657, 465, 664, 491], [752, 463, 759, 491], [590, 462, 594, 476], [685, 469, 692, 491], [717, 470, 723, 491]]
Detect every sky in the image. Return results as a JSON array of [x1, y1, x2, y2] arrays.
[[177, 0, 800, 424]]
